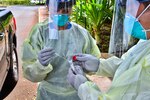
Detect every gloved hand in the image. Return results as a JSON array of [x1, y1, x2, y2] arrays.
[[71, 65, 85, 76], [38, 47, 55, 66], [73, 54, 100, 72], [67, 67, 87, 90]]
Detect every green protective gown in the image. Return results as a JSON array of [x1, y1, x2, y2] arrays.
[[21, 20, 100, 100], [78, 40, 150, 100]]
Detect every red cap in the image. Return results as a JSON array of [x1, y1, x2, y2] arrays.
[[72, 56, 77, 61]]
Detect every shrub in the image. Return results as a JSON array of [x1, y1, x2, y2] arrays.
[[71, 0, 114, 52]]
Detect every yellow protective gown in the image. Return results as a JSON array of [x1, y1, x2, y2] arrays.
[[78, 40, 150, 100], [21, 20, 100, 100]]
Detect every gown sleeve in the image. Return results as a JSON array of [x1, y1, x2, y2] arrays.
[[96, 56, 123, 77], [21, 23, 53, 82]]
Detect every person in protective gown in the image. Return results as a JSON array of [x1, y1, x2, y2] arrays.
[[67, 0, 150, 100], [21, 0, 100, 99]]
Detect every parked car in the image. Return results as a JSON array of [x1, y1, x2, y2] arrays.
[[30, 0, 45, 4], [0, 8, 18, 99]]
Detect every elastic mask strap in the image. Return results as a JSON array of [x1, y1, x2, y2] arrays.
[[136, 4, 150, 20], [144, 29, 150, 32]]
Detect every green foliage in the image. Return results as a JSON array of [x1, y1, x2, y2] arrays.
[[71, 0, 114, 52], [0, 0, 31, 5]]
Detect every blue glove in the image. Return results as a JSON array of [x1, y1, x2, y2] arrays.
[[74, 54, 100, 72], [38, 47, 55, 66], [67, 66, 87, 90]]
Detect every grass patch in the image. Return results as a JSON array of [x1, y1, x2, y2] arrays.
[[0, 0, 45, 6]]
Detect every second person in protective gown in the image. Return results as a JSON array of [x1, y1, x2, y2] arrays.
[[67, 0, 150, 100]]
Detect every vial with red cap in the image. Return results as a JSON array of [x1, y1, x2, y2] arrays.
[[72, 56, 77, 61]]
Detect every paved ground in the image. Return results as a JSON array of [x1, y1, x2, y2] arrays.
[[3, 6, 112, 100]]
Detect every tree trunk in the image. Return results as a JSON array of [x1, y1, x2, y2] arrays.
[[94, 30, 101, 50]]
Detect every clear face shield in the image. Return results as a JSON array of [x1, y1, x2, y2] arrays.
[[46, 0, 83, 77], [109, 0, 150, 57], [124, 0, 150, 39], [46, 0, 79, 61], [47, 0, 75, 39]]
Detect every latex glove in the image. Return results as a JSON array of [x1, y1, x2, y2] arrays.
[[38, 47, 55, 66], [73, 54, 100, 72], [67, 67, 87, 90], [71, 65, 85, 76], [68, 57, 85, 75]]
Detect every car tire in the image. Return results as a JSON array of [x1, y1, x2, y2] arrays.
[[1, 35, 19, 99]]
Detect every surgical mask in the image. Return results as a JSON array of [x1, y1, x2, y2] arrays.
[[52, 14, 69, 26], [124, 4, 150, 40]]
